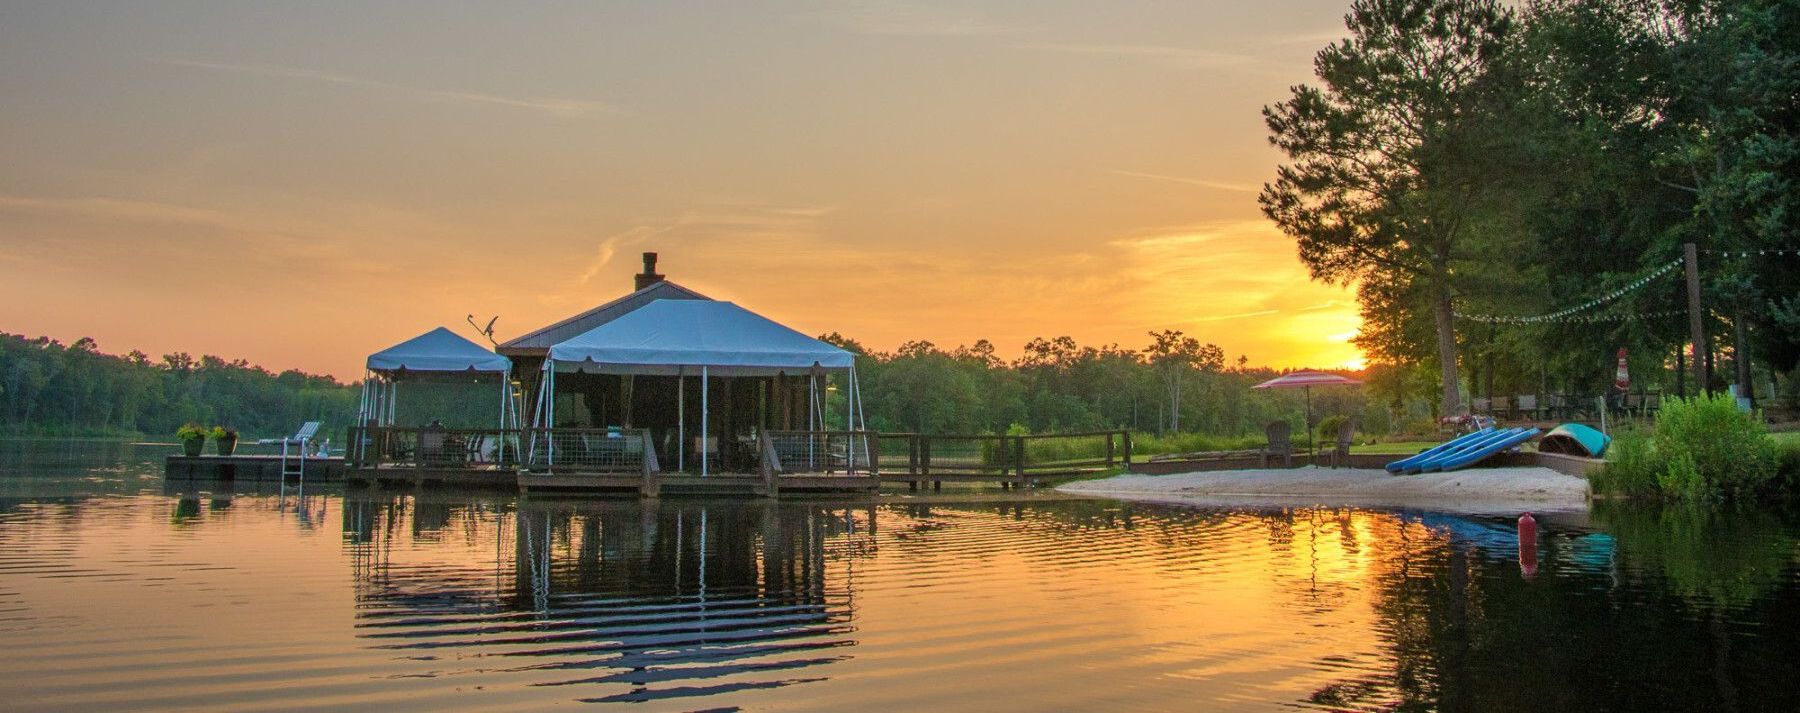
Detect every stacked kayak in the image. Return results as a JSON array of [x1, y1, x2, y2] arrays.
[[1386, 427, 1541, 474]]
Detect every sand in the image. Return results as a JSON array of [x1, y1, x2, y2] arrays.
[[1057, 466, 1591, 514]]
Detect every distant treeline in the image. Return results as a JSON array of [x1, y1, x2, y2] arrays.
[[2, 329, 1406, 443], [819, 332, 1401, 439], [0, 332, 356, 439]]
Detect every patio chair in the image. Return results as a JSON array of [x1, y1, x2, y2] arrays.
[[1493, 396, 1512, 420], [1260, 421, 1293, 468], [1515, 394, 1539, 421], [258, 421, 322, 478], [1325, 420, 1355, 468], [1472, 397, 1491, 414]]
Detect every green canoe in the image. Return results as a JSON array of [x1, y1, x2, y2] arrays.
[[1538, 423, 1610, 458]]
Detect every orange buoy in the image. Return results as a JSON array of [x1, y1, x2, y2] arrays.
[[1518, 512, 1538, 578]]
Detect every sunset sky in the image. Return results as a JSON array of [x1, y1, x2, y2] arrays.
[[0, 1, 1363, 380]]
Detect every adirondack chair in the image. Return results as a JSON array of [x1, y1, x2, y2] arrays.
[[259, 421, 322, 478], [1260, 421, 1293, 468], [1325, 420, 1356, 468]]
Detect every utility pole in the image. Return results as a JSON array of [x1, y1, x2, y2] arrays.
[[1683, 243, 1708, 395]]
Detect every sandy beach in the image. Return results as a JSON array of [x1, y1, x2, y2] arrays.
[[1058, 466, 1591, 514]]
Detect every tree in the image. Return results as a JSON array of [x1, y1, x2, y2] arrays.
[[1261, 0, 1517, 416], [1145, 330, 1224, 432]]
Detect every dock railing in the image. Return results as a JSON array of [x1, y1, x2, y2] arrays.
[[871, 430, 1131, 479], [761, 430, 880, 476], [523, 427, 658, 475], [346, 426, 522, 471]]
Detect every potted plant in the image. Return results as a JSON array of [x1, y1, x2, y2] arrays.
[[176, 424, 207, 457], [211, 426, 239, 456]]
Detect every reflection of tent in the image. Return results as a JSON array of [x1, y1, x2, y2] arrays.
[[357, 328, 520, 459], [535, 300, 863, 475]]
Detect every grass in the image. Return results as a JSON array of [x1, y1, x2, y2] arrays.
[[1349, 441, 1437, 455]]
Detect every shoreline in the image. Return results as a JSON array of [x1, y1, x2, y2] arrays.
[[1058, 466, 1591, 514]]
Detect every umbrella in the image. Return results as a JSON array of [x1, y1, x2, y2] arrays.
[[1252, 371, 1364, 459]]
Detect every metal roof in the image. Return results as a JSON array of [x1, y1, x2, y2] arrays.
[[497, 280, 710, 355]]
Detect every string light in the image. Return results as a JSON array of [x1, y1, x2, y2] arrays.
[[1455, 258, 1682, 324]]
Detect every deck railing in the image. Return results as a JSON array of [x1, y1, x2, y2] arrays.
[[761, 430, 880, 476], [346, 426, 522, 471], [524, 427, 658, 475]]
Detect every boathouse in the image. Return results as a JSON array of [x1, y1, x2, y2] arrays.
[[323, 252, 1131, 495]]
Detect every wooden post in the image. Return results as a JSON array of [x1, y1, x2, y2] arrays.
[[1014, 435, 1027, 480], [758, 430, 777, 498], [866, 433, 881, 476], [1735, 313, 1754, 410], [1685, 243, 1707, 395], [1122, 431, 1133, 471], [1105, 432, 1116, 468]]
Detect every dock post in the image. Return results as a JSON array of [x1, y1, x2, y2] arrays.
[[1122, 431, 1133, 471]]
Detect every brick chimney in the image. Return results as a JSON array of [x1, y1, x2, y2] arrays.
[[635, 252, 665, 290]]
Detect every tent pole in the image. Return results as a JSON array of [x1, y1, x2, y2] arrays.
[[1305, 385, 1313, 461], [498, 373, 507, 464], [845, 366, 855, 468], [701, 366, 709, 478], [678, 369, 686, 473]]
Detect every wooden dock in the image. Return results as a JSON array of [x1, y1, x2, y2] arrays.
[[165, 454, 346, 481]]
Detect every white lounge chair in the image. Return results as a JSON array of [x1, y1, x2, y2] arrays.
[[259, 421, 322, 478]]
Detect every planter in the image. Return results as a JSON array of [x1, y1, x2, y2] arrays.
[[181, 438, 205, 457], [215, 436, 238, 456]]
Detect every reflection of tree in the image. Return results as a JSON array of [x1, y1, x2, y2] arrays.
[[1311, 505, 1800, 711], [1593, 501, 1796, 608]]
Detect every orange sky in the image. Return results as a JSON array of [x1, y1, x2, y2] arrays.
[[0, 1, 1364, 380]]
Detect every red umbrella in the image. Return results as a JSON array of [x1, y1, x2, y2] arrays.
[[1253, 371, 1364, 458]]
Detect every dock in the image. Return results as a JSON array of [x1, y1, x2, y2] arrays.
[[165, 428, 1133, 497]]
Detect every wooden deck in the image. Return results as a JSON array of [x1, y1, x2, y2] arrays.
[[165, 454, 346, 481]]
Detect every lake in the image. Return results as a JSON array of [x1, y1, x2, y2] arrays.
[[2, 439, 1798, 711]]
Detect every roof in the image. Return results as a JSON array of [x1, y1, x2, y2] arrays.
[[497, 280, 710, 356], [545, 299, 854, 376], [368, 327, 511, 373]]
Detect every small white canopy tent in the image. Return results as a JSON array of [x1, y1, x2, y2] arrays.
[[534, 299, 864, 475], [357, 327, 520, 461]]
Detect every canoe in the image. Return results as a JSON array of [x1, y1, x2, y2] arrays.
[[1538, 423, 1610, 458]]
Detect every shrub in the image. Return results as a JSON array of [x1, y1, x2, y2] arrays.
[[209, 426, 238, 440], [1652, 393, 1777, 500], [175, 423, 208, 442], [1317, 414, 1352, 442], [1593, 427, 1658, 498]]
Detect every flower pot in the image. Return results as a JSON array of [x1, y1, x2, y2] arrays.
[[215, 436, 238, 456], [182, 438, 205, 457]]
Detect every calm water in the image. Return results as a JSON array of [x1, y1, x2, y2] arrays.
[[3, 441, 1800, 711]]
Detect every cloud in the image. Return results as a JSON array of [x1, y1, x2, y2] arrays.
[[1014, 42, 1262, 69], [1109, 169, 1260, 194], [161, 58, 620, 118], [824, 0, 1029, 37]]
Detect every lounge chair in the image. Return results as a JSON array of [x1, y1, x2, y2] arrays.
[[1325, 420, 1355, 468], [259, 421, 322, 478], [1260, 421, 1293, 468]]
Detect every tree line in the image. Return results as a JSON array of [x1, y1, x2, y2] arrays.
[[0, 332, 357, 438], [1263, 0, 1799, 414], [819, 332, 1395, 439]]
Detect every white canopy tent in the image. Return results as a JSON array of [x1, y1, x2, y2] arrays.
[[357, 327, 520, 461], [534, 299, 864, 475]]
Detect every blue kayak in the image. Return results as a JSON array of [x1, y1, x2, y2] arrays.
[[1419, 427, 1539, 472], [1388, 427, 1540, 474]]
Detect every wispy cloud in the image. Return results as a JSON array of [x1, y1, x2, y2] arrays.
[[824, 0, 1029, 37], [1109, 169, 1259, 194], [1014, 43, 1262, 69], [162, 58, 620, 118]]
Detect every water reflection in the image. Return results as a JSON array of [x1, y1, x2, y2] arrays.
[[3, 441, 1800, 711], [342, 496, 873, 705]]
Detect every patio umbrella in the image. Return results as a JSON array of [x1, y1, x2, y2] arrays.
[[1252, 371, 1364, 459]]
